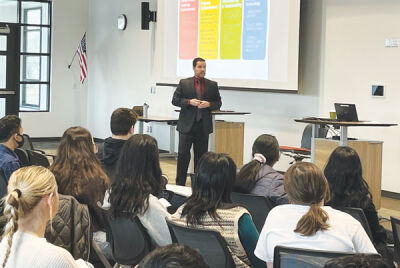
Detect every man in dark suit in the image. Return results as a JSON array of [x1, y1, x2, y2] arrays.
[[172, 57, 222, 186]]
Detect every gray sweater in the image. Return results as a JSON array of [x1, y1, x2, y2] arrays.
[[250, 164, 289, 206]]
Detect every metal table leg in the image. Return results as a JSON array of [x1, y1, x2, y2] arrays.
[[209, 114, 216, 152], [339, 126, 348, 146], [311, 124, 320, 163]]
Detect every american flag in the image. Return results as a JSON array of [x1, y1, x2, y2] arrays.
[[77, 33, 87, 83]]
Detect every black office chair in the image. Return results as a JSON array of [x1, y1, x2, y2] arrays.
[[231, 192, 274, 232], [22, 134, 55, 160], [0, 168, 8, 198], [391, 216, 400, 264], [106, 213, 153, 267], [169, 192, 187, 213], [26, 149, 50, 168], [280, 124, 329, 163], [339, 207, 373, 241], [167, 219, 235, 268], [14, 148, 30, 167], [159, 189, 175, 202], [273, 246, 358, 268]]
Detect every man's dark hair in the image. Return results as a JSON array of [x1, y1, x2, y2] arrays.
[[110, 108, 137, 136], [138, 244, 209, 268], [192, 57, 205, 68], [0, 115, 21, 143], [324, 254, 394, 268]]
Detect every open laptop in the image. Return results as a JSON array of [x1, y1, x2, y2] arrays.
[[334, 103, 360, 122]]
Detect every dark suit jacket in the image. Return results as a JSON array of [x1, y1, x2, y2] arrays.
[[172, 77, 222, 135]]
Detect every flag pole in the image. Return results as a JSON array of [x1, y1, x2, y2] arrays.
[[67, 50, 78, 69]]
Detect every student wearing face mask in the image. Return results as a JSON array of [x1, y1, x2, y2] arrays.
[[0, 115, 24, 181]]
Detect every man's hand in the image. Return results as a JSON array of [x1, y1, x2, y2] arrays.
[[198, 101, 211, 109], [189, 99, 201, 106]]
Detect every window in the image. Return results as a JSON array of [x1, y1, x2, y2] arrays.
[[0, 0, 51, 112]]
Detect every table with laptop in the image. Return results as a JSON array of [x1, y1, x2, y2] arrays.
[[295, 103, 397, 209]]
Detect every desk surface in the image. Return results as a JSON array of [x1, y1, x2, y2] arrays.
[[138, 116, 178, 123], [295, 118, 397, 127], [174, 110, 250, 115], [166, 184, 192, 197]]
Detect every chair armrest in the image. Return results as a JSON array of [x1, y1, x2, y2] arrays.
[[91, 238, 112, 268]]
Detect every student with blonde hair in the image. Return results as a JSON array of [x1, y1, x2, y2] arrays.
[[255, 162, 377, 267], [0, 166, 91, 267]]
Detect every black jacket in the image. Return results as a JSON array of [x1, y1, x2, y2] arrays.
[[172, 77, 222, 135], [97, 138, 126, 179]]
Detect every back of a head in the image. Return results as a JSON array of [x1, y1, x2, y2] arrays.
[[56, 126, 94, 160], [235, 134, 280, 193], [110, 108, 138, 136], [251, 134, 280, 166], [324, 254, 394, 268], [50, 126, 107, 195], [138, 244, 209, 268], [2, 166, 57, 267], [324, 146, 370, 208], [110, 134, 162, 217], [284, 162, 331, 236], [183, 152, 236, 225], [0, 115, 21, 143]]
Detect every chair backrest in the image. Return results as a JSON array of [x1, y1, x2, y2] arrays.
[[273, 246, 356, 268], [26, 149, 50, 167], [0, 168, 7, 198], [301, 124, 328, 149], [107, 213, 152, 265], [159, 189, 174, 202], [167, 219, 235, 268], [14, 148, 30, 167], [339, 207, 373, 241], [391, 216, 400, 263], [22, 134, 34, 151], [169, 192, 187, 212], [230, 192, 274, 232]]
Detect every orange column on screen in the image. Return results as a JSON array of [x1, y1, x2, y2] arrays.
[[179, 0, 199, 59]]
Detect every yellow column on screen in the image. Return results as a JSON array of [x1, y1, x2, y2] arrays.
[[199, 0, 220, 59], [220, 0, 242, 59]]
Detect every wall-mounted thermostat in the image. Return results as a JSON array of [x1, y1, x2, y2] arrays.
[[372, 85, 384, 97]]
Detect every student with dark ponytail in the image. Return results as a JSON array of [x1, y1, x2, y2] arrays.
[[254, 162, 377, 267], [234, 134, 288, 205]]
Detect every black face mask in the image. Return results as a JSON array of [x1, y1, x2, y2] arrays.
[[15, 133, 24, 148]]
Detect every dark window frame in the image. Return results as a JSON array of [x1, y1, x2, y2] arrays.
[[17, 0, 52, 112]]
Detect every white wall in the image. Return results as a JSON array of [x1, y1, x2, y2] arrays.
[[20, 0, 89, 137], [320, 0, 400, 192], [86, 0, 157, 138]]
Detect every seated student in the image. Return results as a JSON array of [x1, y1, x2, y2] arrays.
[[97, 108, 137, 179], [255, 162, 377, 267], [138, 244, 209, 268], [323, 254, 394, 268], [172, 152, 265, 268], [0, 115, 24, 181], [324, 146, 389, 255], [234, 134, 288, 205], [0, 166, 92, 267], [49, 127, 109, 231], [103, 134, 172, 246]]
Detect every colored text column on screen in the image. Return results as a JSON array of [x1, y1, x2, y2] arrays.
[[179, 0, 199, 59]]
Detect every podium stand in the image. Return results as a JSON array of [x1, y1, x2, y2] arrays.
[[295, 118, 397, 209]]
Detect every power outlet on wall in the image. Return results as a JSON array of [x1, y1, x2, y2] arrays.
[[146, 126, 152, 133], [150, 86, 156, 94]]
